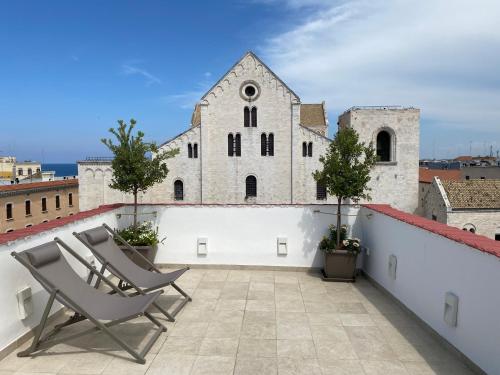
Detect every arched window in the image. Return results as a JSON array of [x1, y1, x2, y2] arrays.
[[268, 133, 274, 156], [376, 131, 391, 162], [244, 107, 250, 127], [28, 168, 32, 176], [246, 176, 257, 198], [251, 107, 257, 127], [308, 142, 313, 157], [235, 134, 241, 156], [261, 133, 267, 156], [316, 181, 327, 200], [228, 134, 234, 156], [174, 180, 184, 201], [193, 143, 198, 158], [188, 143, 193, 158], [302, 142, 307, 157]]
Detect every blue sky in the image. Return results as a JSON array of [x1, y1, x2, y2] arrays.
[[1, 0, 499, 162]]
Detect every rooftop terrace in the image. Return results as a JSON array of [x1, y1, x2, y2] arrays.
[[0, 203, 498, 374]]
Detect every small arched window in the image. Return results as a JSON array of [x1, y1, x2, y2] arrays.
[[188, 143, 193, 158], [268, 133, 274, 156], [193, 143, 198, 158], [235, 134, 241, 156], [302, 142, 307, 157], [246, 176, 257, 198], [308, 142, 313, 157], [174, 180, 184, 201], [251, 107, 257, 127], [244, 107, 250, 127], [228, 134, 234, 156], [376, 131, 391, 162], [261, 133, 267, 156]]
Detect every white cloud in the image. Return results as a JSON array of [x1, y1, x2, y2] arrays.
[[122, 63, 162, 86], [261, 0, 500, 135]]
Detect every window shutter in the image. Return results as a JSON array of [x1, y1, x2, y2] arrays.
[[261, 133, 267, 156], [228, 134, 234, 156], [188, 143, 193, 158], [308, 142, 313, 157], [268, 133, 274, 156], [246, 176, 257, 197], [251, 107, 257, 127], [193, 143, 198, 158], [302, 142, 307, 157], [235, 134, 241, 156], [244, 107, 250, 127]]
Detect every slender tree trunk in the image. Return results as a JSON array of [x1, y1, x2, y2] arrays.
[[133, 189, 138, 229], [336, 196, 342, 249]]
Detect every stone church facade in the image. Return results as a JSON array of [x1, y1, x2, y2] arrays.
[[78, 52, 420, 213]]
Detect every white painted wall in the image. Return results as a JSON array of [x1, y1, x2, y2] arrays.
[[121, 204, 360, 268], [360, 206, 500, 375], [0, 210, 120, 353]]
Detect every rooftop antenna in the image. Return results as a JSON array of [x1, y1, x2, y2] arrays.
[[490, 145, 493, 157]]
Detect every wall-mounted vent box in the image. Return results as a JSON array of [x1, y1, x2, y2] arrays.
[[388, 254, 397, 280], [17, 286, 33, 320], [277, 237, 287, 255], [197, 238, 208, 255], [444, 292, 459, 327]]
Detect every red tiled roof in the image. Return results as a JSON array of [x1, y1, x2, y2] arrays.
[[0, 204, 123, 245], [454, 155, 473, 161], [363, 204, 500, 258], [0, 179, 78, 192], [419, 168, 462, 184]]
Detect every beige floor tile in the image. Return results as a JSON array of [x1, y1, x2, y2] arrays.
[[234, 356, 278, 375], [361, 360, 409, 375], [246, 299, 276, 312], [314, 339, 358, 361], [159, 336, 201, 355], [243, 310, 276, 324], [332, 302, 368, 314], [169, 322, 209, 337], [277, 357, 321, 375], [340, 313, 376, 327], [350, 337, 397, 360], [238, 338, 277, 358], [303, 300, 336, 313], [14, 354, 69, 374], [241, 321, 277, 339], [181, 299, 218, 312], [212, 309, 245, 324], [277, 339, 316, 359], [319, 359, 365, 375], [191, 355, 235, 375], [220, 287, 249, 300], [248, 290, 276, 301], [101, 354, 155, 375], [310, 325, 350, 342], [199, 338, 239, 356], [250, 282, 275, 292], [216, 299, 247, 311], [277, 322, 312, 340], [227, 271, 252, 282], [275, 299, 305, 313], [196, 281, 225, 290], [56, 351, 114, 374], [276, 311, 308, 324], [205, 321, 242, 339], [202, 270, 229, 282], [402, 360, 475, 375], [177, 308, 216, 323], [147, 353, 196, 375], [306, 312, 342, 326], [192, 288, 221, 299]]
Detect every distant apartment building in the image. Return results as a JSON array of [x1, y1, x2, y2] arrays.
[[417, 167, 461, 215], [0, 179, 79, 232], [422, 177, 500, 240], [461, 166, 500, 180], [0, 157, 16, 180], [0, 157, 42, 182]]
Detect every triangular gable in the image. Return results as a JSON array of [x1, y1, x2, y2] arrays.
[[200, 51, 300, 102]]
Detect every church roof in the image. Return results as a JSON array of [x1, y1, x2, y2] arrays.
[[300, 103, 326, 127], [441, 179, 500, 209], [191, 104, 201, 127]]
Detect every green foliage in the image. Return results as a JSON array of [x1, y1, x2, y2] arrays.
[[101, 119, 178, 227], [318, 225, 361, 254], [116, 222, 161, 247], [313, 127, 376, 249], [313, 127, 377, 203]]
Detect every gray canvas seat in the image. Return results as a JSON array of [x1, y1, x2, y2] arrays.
[[11, 239, 167, 364], [74, 224, 192, 321]]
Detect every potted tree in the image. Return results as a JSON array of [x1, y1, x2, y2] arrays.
[[313, 127, 376, 281], [102, 119, 178, 267]]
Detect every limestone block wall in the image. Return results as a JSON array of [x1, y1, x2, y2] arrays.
[[447, 211, 500, 240], [200, 53, 295, 204], [338, 108, 420, 213], [292, 125, 336, 204]]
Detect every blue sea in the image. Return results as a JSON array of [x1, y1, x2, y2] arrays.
[[42, 163, 78, 177]]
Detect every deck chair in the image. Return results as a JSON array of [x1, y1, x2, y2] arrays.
[[74, 224, 191, 322], [11, 238, 167, 364]]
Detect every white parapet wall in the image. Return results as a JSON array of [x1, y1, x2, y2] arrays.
[[0, 208, 120, 355], [361, 205, 500, 375], [120, 204, 360, 268]]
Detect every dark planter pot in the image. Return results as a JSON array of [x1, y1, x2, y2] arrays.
[[120, 245, 158, 271], [322, 250, 358, 282]]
